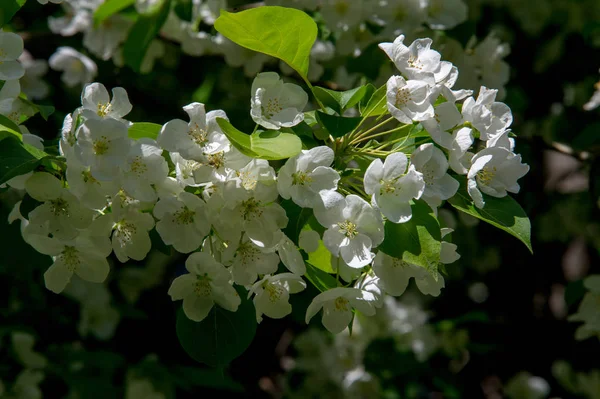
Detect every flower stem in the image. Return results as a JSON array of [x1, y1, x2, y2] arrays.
[[348, 116, 395, 144], [349, 122, 412, 146]]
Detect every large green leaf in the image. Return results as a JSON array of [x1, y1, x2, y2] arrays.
[[280, 199, 313, 243], [0, 0, 26, 28], [216, 118, 302, 160], [361, 84, 388, 118], [313, 86, 368, 115], [0, 137, 48, 185], [214, 6, 317, 79], [0, 114, 22, 141], [315, 111, 362, 138], [94, 0, 136, 26], [305, 262, 337, 292], [378, 199, 442, 269], [128, 122, 162, 140], [123, 0, 171, 73], [448, 176, 532, 253], [176, 286, 257, 368]]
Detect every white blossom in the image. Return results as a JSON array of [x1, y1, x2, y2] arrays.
[[314, 193, 384, 268], [277, 146, 340, 208], [83, 15, 132, 60], [305, 287, 377, 333], [448, 127, 474, 174], [221, 235, 280, 285], [80, 82, 132, 121], [250, 72, 308, 130], [386, 75, 434, 123], [462, 86, 512, 141], [74, 118, 131, 181], [364, 153, 425, 223], [467, 147, 529, 208], [410, 143, 459, 208], [249, 273, 306, 322], [153, 191, 210, 253], [24, 172, 94, 240], [379, 35, 453, 86], [168, 252, 240, 322], [121, 138, 168, 202], [49, 46, 97, 87], [18, 50, 49, 100], [111, 208, 155, 263]]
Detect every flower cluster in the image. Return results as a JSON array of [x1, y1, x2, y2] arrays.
[[6, 34, 529, 335]]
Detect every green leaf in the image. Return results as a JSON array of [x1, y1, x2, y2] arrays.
[[37, 104, 55, 121], [564, 280, 586, 307], [123, 0, 171, 73], [305, 262, 337, 292], [214, 6, 317, 79], [361, 84, 387, 118], [176, 286, 257, 368], [216, 118, 302, 160], [379, 199, 442, 269], [0, 114, 22, 141], [448, 176, 533, 253], [280, 199, 313, 243], [0, 137, 48, 185], [358, 83, 376, 113], [128, 122, 162, 140], [315, 111, 362, 138], [94, 0, 136, 26], [0, 0, 26, 28], [313, 86, 368, 115], [173, 0, 193, 22], [307, 240, 334, 273]]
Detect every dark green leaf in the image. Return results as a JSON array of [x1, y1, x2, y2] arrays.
[[448, 176, 532, 253], [315, 111, 362, 138], [94, 0, 136, 26], [0, 0, 26, 28], [280, 199, 313, 243], [128, 122, 162, 140], [358, 83, 376, 113], [0, 114, 22, 141], [37, 104, 55, 121], [214, 6, 317, 79], [216, 118, 302, 160], [305, 262, 337, 292], [379, 199, 442, 269], [173, 0, 193, 21], [123, 0, 171, 73], [0, 137, 48, 185], [170, 366, 243, 392], [176, 285, 256, 368], [564, 280, 586, 307], [313, 86, 368, 115]]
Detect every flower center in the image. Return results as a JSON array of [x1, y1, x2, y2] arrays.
[[82, 169, 99, 185], [334, 297, 349, 311], [236, 171, 258, 191], [129, 156, 148, 176], [241, 198, 263, 221], [194, 275, 212, 297], [263, 98, 283, 118], [61, 246, 81, 272], [173, 206, 196, 225], [237, 241, 260, 264], [421, 166, 435, 185], [477, 166, 497, 186], [115, 220, 137, 244], [50, 197, 70, 217], [207, 152, 225, 169], [264, 283, 284, 303], [292, 171, 312, 186], [97, 102, 112, 117], [188, 123, 208, 146], [407, 55, 424, 70], [379, 179, 397, 195], [395, 87, 412, 107], [93, 136, 110, 155], [338, 220, 358, 238]]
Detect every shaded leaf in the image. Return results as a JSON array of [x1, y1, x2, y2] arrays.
[[305, 262, 337, 292], [448, 176, 532, 253], [313, 86, 368, 115], [94, 0, 136, 26], [379, 199, 442, 269], [0, 137, 48, 185], [315, 111, 362, 138]]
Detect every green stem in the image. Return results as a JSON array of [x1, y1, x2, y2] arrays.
[[303, 77, 327, 112], [348, 116, 395, 144], [349, 122, 411, 146]]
